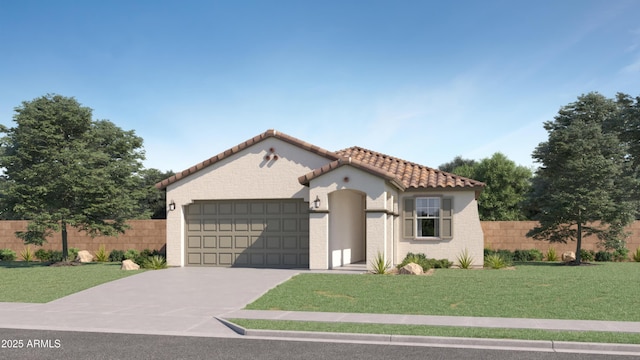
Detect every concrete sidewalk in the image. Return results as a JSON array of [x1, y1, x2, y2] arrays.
[[223, 309, 640, 333]]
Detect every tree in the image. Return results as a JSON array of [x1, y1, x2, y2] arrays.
[[0, 94, 152, 259], [526, 92, 638, 263], [444, 153, 532, 221], [139, 168, 175, 219], [438, 156, 477, 173]]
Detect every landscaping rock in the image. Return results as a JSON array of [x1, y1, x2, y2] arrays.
[[121, 259, 140, 270], [562, 251, 576, 262], [75, 250, 94, 263], [399, 262, 423, 275]]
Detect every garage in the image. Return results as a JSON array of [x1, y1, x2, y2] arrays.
[[185, 199, 309, 268]]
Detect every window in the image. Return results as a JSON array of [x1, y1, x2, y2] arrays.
[[416, 197, 440, 237], [403, 196, 453, 239]]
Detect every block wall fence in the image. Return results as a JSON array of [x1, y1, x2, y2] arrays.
[[0, 220, 166, 255], [1, 220, 639, 259], [482, 221, 640, 254]]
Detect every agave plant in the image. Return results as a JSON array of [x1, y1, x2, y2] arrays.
[[456, 248, 474, 269], [369, 251, 390, 274]]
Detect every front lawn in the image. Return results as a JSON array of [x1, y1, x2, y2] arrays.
[[246, 263, 640, 321], [0, 261, 144, 303]]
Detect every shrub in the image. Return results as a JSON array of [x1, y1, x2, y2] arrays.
[[35, 249, 50, 262], [109, 249, 125, 262], [428, 258, 452, 269], [456, 248, 474, 269], [68, 247, 80, 260], [513, 249, 543, 262], [48, 251, 64, 263], [124, 249, 139, 260], [141, 255, 168, 270], [369, 251, 390, 274], [20, 246, 34, 262], [134, 249, 164, 267], [545, 247, 558, 261], [613, 248, 629, 262], [484, 254, 511, 269], [484, 249, 514, 262], [633, 247, 640, 262], [94, 244, 109, 262], [595, 251, 613, 262], [0, 248, 17, 261], [398, 252, 431, 271], [580, 249, 595, 262]]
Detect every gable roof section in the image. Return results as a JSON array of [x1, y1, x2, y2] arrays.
[[299, 146, 485, 195], [156, 129, 485, 195], [155, 129, 339, 189]]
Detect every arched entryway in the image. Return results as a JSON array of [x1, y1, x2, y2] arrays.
[[328, 189, 366, 268]]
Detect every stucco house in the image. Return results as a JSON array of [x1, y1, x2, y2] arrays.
[[156, 129, 485, 270]]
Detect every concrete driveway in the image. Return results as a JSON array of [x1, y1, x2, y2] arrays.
[[0, 267, 300, 337]]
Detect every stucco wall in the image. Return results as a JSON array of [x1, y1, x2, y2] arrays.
[[165, 137, 333, 266], [396, 190, 484, 267], [0, 220, 166, 255]]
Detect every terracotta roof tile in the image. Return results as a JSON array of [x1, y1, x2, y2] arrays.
[[333, 147, 485, 191]]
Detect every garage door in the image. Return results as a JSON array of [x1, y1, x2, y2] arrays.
[[185, 199, 309, 268]]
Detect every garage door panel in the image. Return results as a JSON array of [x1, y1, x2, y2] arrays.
[[219, 236, 232, 248], [203, 253, 217, 265], [188, 236, 201, 248], [186, 199, 309, 268], [203, 236, 217, 248]]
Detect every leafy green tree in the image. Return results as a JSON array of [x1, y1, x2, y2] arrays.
[[139, 168, 175, 219], [526, 92, 638, 263], [438, 156, 476, 173], [445, 153, 532, 221], [0, 94, 152, 259]]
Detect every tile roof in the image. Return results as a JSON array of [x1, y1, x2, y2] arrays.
[[156, 130, 485, 195]]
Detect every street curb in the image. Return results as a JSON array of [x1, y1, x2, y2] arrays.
[[217, 318, 640, 356]]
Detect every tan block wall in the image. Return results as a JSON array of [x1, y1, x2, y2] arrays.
[[482, 221, 640, 253], [0, 220, 166, 255]]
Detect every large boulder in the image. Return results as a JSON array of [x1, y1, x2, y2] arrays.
[[75, 250, 94, 263], [562, 251, 576, 262], [121, 259, 140, 270], [399, 262, 423, 275]]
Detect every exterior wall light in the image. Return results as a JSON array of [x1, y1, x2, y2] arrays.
[[313, 196, 321, 209], [169, 200, 176, 211]]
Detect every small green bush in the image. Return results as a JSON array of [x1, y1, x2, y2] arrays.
[[141, 255, 168, 270], [134, 249, 164, 267], [595, 251, 613, 262], [484, 249, 514, 262], [484, 254, 511, 269], [124, 249, 140, 260], [20, 246, 34, 262], [369, 251, 391, 274], [545, 247, 558, 261], [94, 245, 109, 262], [397, 252, 451, 271], [580, 249, 595, 262], [613, 248, 629, 262], [35, 249, 50, 262], [68, 247, 80, 260], [513, 249, 543, 262], [633, 247, 640, 262], [48, 251, 64, 263], [0, 248, 17, 261], [109, 249, 125, 262]]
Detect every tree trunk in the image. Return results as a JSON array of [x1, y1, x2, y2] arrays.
[[575, 221, 582, 264], [61, 221, 68, 260]]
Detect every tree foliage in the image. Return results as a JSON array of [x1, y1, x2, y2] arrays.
[[526, 92, 639, 263], [438, 156, 477, 173], [444, 153, 532, 221], [0, 94, 152, 259], [139, 168, 175, 219]]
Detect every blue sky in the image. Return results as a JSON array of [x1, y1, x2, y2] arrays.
[[1, 1, 639, 173]]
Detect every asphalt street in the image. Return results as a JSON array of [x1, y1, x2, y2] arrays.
[[0, 328, 634, 360]]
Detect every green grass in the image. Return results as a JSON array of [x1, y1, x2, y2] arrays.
[[229, 319, 640, 344], [246, 263, 640, 321], [0, 261, 144, 303]]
